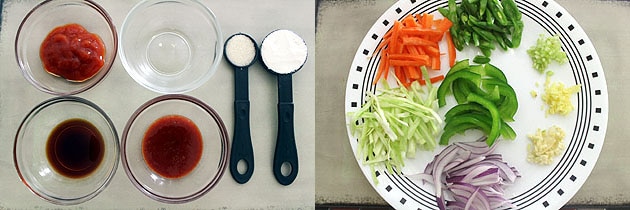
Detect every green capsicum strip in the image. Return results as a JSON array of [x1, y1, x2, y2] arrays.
[[437, 70, 482, 107], [441, 113, 493, 145], [467, 92, 502, 146], [482, 78, 518, 121], [444, 103, 487, 121], [483, 63, 507, 82]]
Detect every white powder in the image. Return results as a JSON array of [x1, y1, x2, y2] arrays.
[[260, 30, 308, 74], [225, 34, 256, 67]]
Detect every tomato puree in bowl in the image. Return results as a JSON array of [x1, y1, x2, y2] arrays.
[[142, 115, 203, 179], [39, 23, 105, 82]]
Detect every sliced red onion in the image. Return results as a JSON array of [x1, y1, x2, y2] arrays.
[[418, 140, 520, 210]]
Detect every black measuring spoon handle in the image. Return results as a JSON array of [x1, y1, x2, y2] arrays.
[[230, 66, 254, 184], [273, 74, 298, 185]]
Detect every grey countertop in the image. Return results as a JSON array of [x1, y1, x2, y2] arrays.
[[316, 0, 630, 207], [0, 0, 314, 209]]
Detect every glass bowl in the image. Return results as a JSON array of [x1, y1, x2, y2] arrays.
[[13, 96, 119, 205], [15, 0, 118, 95], [119, 0, 223, 94], [121, 94, 229, 203]]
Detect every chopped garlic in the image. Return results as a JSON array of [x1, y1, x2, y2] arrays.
[[527, 125, 565, 165], [542, 75, 581, 116], [530, 90, 538, 98]]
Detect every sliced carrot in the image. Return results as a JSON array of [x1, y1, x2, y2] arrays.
[[419, 75, 446, 85], [390, 59, 429, 67], [435, 18, 453, 33], [431, 56, 441, 70], [402, 37, 438, 47], [423, 46, 441, 57], [370, 13, 455, 86], [406, 66, 420, 80], [421, 13, 434, 29], [389, 54, 430, 62], [445, 32, 456, 67], [400, 28, 443, 38], [402, 15, 417, 27]]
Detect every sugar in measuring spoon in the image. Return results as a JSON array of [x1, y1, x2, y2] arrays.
[[260, 29, 307, 185], [224, 33, 258, 184]]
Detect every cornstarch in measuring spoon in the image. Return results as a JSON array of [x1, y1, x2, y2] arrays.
[[226, 34, 257, 67], [260, 30, 308, 74]]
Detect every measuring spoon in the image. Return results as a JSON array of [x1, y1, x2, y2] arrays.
[[224, 33, 258, 184], [260, 29, 307, 185]]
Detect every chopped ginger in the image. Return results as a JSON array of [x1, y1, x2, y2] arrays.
[[530, 90, 538, 98], [527, 125, 565, 165], [542, 75, 581, 116]]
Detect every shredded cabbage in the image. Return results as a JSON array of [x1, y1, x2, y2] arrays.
[[349, 67, 442, 184]]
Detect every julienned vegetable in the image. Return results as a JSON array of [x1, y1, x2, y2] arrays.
[[437, 59, 518, 146], [439, 0, 524, 56], [527, 34, 568, 73], [372, 13, 455, 87], [419, 139, 520, 210], [349, 67, 442, 183]]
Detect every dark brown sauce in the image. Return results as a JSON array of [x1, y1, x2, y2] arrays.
[[142, 115, 203, 179], [46, 118, 104, 179]]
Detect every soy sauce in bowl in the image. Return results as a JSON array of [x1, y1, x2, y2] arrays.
[[46, 118, 104, 179]]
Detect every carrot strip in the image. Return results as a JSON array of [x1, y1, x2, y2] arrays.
[[418, 75, 446, 85], [431, 56, 441, 70], [421, 13, 434, 29], [423, 46, 441, 57], [390, 59, 429, 67], [446, 32, 456, 67], [406, 66, 420, 80], [389, 54, 430, 62], [370, 13, 453, 86], [402, 37, 438, 46], [402, 15, 417, 27], [400, 28, 443, 38]]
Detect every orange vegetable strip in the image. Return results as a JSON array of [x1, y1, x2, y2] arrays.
[[373, 53, 389, 85], [389, 54, 430, 62], [400, 28, 443, 38], [407, 45, 420, 55], [402, 15, 417, 27], [431, 56, 441, 70], [374, 38, 390, 56], [421, 13, 434, 29], [403, 37, 438, 47], [423, 46, 441, 57], [435, 18, 453, 33], [390, 59, 429, 66], [418, 75, 446, 85], [371, 13, 451, 86], [415, 14, 423, 25], [406, 66, 421, 80], [446, 32, 456, 67]]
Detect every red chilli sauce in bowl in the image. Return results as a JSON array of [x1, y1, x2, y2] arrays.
[[142, 115, 203, 179]]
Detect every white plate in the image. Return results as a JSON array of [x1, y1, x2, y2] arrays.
[[344, 0, 608, 209]]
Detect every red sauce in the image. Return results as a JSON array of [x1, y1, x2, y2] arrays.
[[39, 23, 105, 82], [142, 115, 203, 179], [47, 118, 104, 179]]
